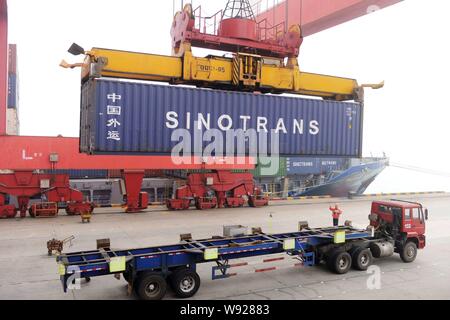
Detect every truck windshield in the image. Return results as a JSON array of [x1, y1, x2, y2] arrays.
[[378, 205, 402, 215]]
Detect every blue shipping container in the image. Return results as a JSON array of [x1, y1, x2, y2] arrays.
[[7, 74, 17, 109], [80, 79, 363, 157], [43, 170, 109, 180], [286, 157, 346, 175]]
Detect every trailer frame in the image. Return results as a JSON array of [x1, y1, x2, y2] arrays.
[[57, 225, 374, 299]]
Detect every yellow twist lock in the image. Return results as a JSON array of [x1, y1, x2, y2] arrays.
[[334, 230, 346, 244], [204, 248, 219, 261], [283, 239, 296, 250], [58, 264, 66, 276], [109, 256, 126, 273]]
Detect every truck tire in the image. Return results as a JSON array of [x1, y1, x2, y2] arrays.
[[327, 250, 352, 274], [352, 248, 373, 271], [400, 241, 417, 263], [170, 268, 201, 299], [136, 272, 167, 300]]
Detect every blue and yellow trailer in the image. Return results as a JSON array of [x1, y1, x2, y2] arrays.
[[57, 225, 377, 300]]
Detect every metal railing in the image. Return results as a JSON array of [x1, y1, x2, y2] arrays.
[[193, 5, 223, 35], [191, 3, 287, 41], [257, 18, 286, 41]]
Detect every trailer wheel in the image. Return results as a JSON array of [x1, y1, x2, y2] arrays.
[[400, 241, 417, 263], [136, 273, 167, 300], [352, 248, 373, 271], [170, 268, 201, 299], [327, 250, 352, 274]]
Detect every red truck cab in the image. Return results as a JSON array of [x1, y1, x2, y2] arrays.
[[370, 200, 428, 251]]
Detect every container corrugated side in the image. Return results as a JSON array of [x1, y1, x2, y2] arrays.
[[107, 169, 164, 178], [286, 157, 347, 175], [81, 79, 363, 157], [251, 157, 287, 177], [6, 108, 19, 135], [7, 74, 17, 109], [43, 170, 109, 179], [8, 44, 17, 75]]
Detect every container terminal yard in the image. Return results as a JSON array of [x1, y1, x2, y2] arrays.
[[0, 194, 449, 300], [1, 0, 450, 304]]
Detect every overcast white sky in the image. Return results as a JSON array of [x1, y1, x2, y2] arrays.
[[6, 0, 450, 177]]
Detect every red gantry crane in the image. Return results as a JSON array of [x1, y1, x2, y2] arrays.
[[0, 0, 7, 136], [255, 0, 403, 37], [0, 0, 401, 218]]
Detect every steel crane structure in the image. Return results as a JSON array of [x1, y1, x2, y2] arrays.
[[72, 5, 366, 102], [0, 0, 7, 135], [0, 0, 401, 217], [255, 0, 403, 37], [68, 0, 386, 210], [0, 136, 253, 217]]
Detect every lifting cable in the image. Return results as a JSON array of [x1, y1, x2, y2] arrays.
[[389, 162, 450, 178]]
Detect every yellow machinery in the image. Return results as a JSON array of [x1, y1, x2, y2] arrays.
[[62, 3, 383, 102]]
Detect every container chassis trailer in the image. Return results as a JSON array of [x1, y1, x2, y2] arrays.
[[57, 201, 427, 300]]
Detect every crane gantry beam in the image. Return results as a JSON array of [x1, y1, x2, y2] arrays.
[[256, 0, 403, 37], [0, 136, 254, 170]]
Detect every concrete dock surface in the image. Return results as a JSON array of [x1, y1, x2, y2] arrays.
[[0, 193, 449, 300]]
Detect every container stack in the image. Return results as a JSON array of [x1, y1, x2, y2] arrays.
[[7, 44, 19, 135]]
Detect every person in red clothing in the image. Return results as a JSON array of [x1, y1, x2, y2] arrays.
[[330, 204, 343, 227]]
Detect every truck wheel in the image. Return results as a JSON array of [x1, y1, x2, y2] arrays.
[[352, 248, 373, 271], [400, 241, 417, 263], [327, 250, 352, 274], [170, 268, 201, 299], [136, 273, 167, 300]]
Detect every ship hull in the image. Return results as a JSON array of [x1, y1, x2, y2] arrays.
[[299, 160, 388, 197]]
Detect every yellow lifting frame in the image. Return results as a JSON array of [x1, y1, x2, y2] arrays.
[[80, 47, 369, 102]]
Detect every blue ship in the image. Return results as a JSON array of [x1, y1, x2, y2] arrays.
[[295, 158, 389, 197], [256, 157, 389, 198]]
